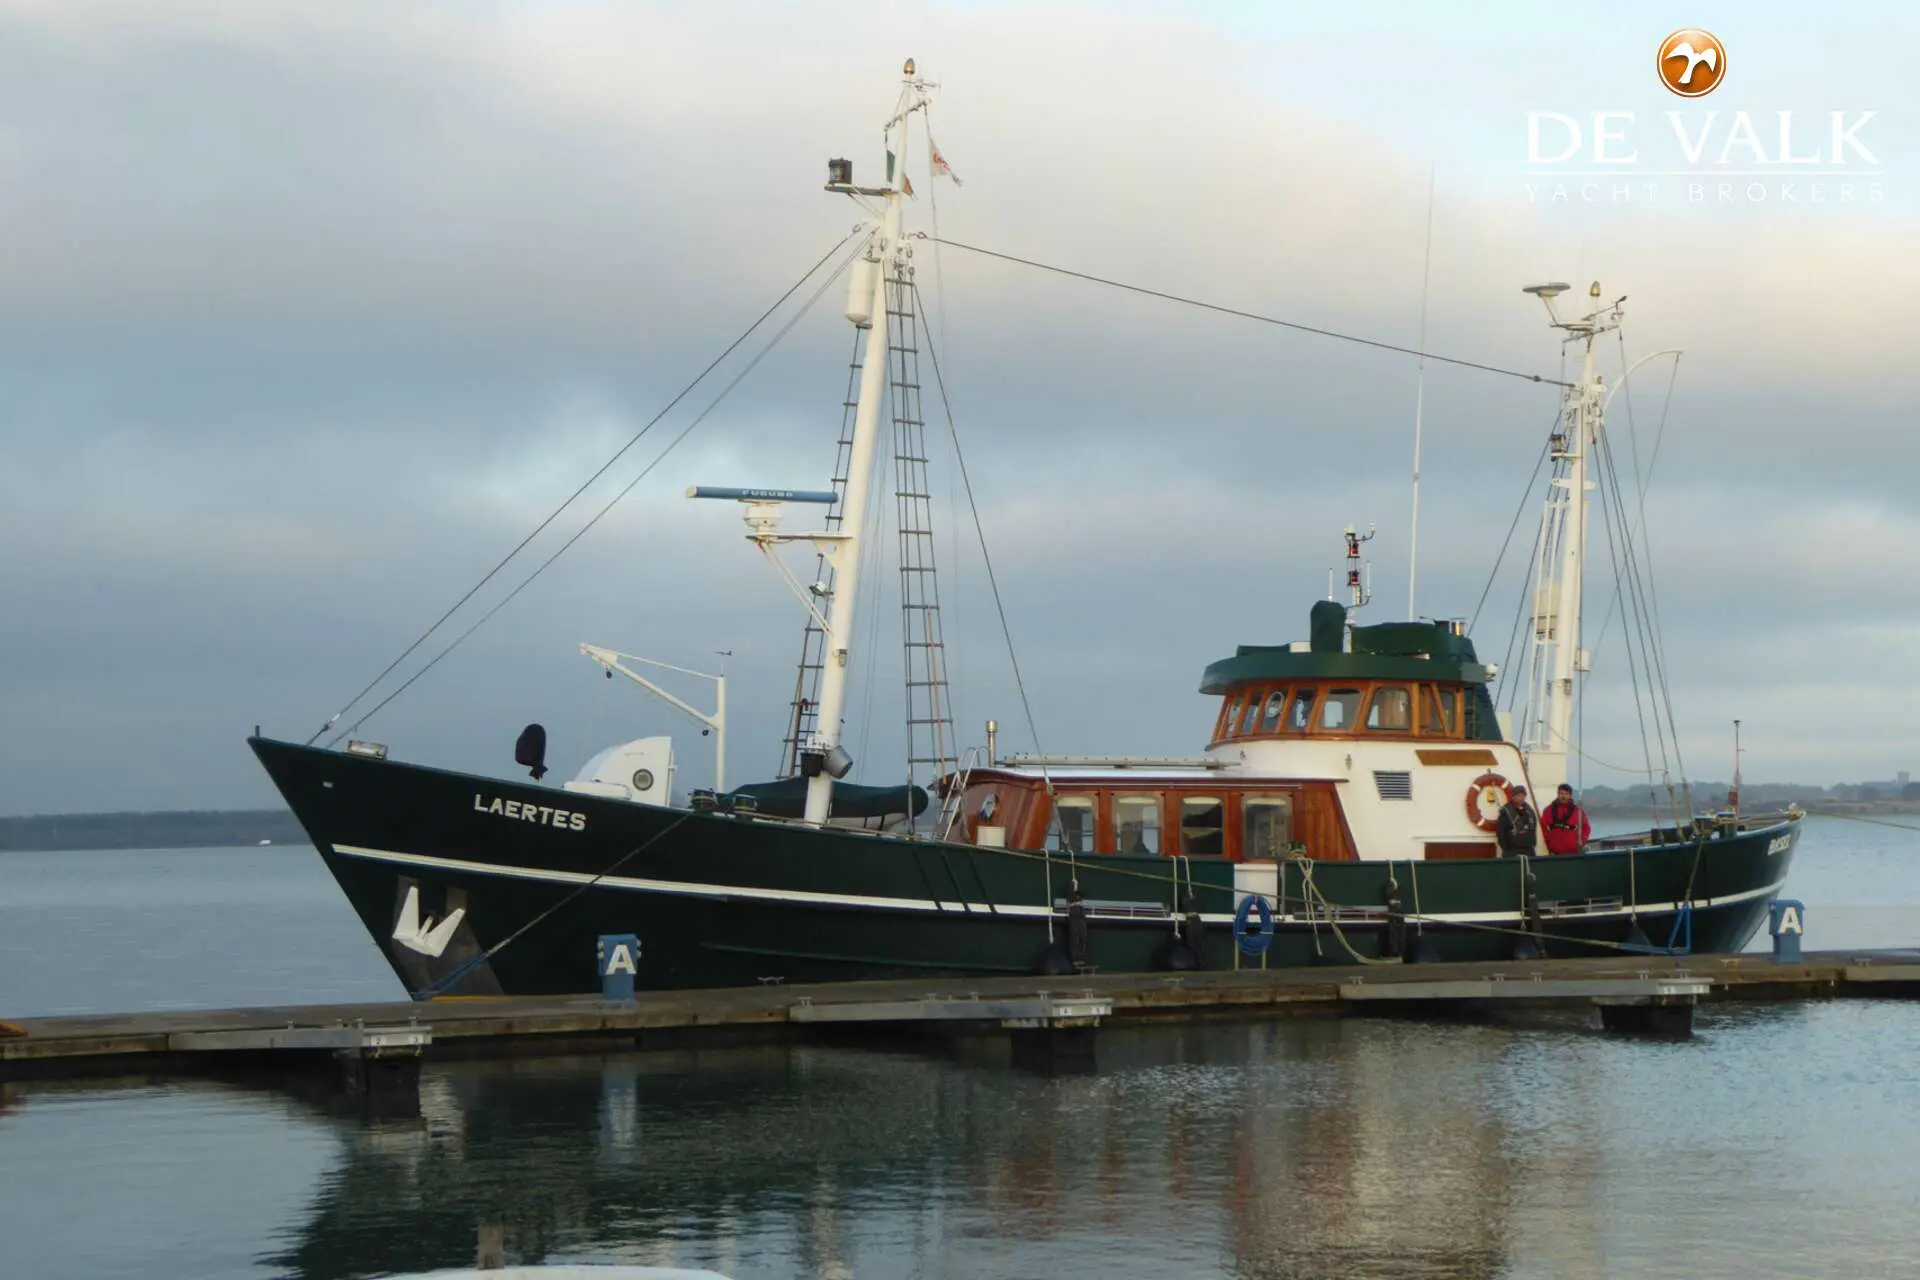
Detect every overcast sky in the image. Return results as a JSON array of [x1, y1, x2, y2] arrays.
[[3, 0, 1916, 814]]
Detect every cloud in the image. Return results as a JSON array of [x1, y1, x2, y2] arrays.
[[1, 1, 1916, 811]]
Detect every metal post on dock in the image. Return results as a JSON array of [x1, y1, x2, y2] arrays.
[[598, 934, 641, 1002], [1769, 900, 1806, 963]]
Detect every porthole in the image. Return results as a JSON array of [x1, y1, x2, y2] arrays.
[[632, 768, 656, 791]]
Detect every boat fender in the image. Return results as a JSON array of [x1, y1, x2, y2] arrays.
[[1179, 890, 1207, 969], [1384, 876, 1406, 960], [514, 723, 549, 782], [1066, 890, 1089, 970], [1466, 772, 1509, 832], [1232, 895, 1275, 957], [1515, 863, 1544, 959]]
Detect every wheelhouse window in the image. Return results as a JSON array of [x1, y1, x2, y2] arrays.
[[1286, 689, 1317, 733], [1049, 794, 1096, 855], [1258, 689, 1288, 735], [1367, 686, 1412, 732], [1216, 693, 1243, 740], [1180, 796, 1225, 856], [1237, 690, 1263, 736], [1423, 686, 1459, 737], [1113, 794, 1163, 855], [1320, 688, 1362, 731], [1243, 794, 1295, 859]]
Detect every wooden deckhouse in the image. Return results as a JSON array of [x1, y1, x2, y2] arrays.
[[939, 601, 1534, 863]]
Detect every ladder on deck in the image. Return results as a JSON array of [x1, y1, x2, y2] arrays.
[[777, 330, 865, 778], [887, 278, 957, 793]]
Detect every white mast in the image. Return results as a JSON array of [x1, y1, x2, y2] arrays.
[[1517, 280, 1617, 798], [802, 61, 929, 825]]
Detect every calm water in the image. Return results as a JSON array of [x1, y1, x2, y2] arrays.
[[3, 818, 1919, 1279]]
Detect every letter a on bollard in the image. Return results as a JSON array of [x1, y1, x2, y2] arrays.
[[598, 933, 640, 1002], [1767, 899, 1805, 964]]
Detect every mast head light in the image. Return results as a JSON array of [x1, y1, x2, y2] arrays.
[[903, 57, 915, 76], [827, 157, 853, 187], [1589, 280, 1602, 298], [1523, 282, 1570, 299]]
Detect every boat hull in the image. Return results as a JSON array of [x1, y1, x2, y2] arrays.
[[252, 738, 1800, 996]]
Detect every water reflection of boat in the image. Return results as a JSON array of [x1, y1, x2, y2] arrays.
[[274, 1028, 1562, 1280]]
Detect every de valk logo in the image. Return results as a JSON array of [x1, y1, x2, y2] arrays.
[[1657, 29, 1726, 98]]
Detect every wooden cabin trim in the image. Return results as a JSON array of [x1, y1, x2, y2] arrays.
[[946, 771, 1360, 862], [1205, 677, 1478, 749], [1415, 747, 1500, 767]]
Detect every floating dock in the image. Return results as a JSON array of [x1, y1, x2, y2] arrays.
[[7, 947, 1920, 1093]]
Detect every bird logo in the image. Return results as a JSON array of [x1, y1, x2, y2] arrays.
[[1658, 29, 1726, 97]]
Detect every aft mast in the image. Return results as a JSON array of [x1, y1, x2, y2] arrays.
[[1517, 280, 1617, 798]]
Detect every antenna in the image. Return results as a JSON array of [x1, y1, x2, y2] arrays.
[[1730, 718, 1743, 815], [1408, 163, 1435, 619], [1345, 522, 1376, 619]]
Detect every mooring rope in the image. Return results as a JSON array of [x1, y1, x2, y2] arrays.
[[415, 810, 702, 998]]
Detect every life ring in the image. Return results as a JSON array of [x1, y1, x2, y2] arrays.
[[1232, 894, 1275, 957], [1467, 772, 1510, 832]]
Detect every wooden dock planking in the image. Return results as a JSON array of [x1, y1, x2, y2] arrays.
[[6, 949, 1920, 1080]]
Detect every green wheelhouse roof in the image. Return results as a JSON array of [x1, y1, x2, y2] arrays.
[[1199, 615, 1492, 694]]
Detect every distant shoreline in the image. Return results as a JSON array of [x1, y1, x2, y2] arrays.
[[0, 809, 306, 853]]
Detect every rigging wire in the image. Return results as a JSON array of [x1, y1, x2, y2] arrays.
[[913, 282, 1054, 793], [1469, 429, 1556, 634], [1596, 418, 1691, 821], [923, 235, 1572, 388], [305, 226, 872, 746], [1494, 505, 1546, 720], [1587, 350, 1681, 663], [1614, 336, 1685, 779], [328, 234, 874, 744], [1593, 464, 1666, 819]]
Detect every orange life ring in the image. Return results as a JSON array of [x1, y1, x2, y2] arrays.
[[1467, 772, 1509, 832]]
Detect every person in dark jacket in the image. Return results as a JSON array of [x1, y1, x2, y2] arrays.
[[1496, 785, 1539, 857], [1542, 783, 1592, 855]]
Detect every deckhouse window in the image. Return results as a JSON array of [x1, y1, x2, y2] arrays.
[[1259, 689, 1287, 734], [1049, 794, 1097, 855], [1320, 688, 1362, 731], [1180, 796, 1225, 856], [1367, 686, 1412, 732], [1114, 794, 1163, 855], [1243, 795, 1295, 859], [1286, 689, 1317, 733], [1423, 686, 1458, 737]]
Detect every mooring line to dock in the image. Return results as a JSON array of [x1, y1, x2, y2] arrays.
[[415, 810, 703, 998]]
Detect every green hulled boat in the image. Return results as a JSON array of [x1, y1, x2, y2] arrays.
[[253, 62, 1798, 998]]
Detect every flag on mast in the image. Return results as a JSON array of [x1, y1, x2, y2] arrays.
[[929, 136, 963, 186], [888, 150, 916, 197]]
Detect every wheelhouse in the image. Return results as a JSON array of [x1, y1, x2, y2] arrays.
[[937, 602, 1531, 865]]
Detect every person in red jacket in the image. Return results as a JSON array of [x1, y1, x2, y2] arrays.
[[1542, 783, 1592, 855]]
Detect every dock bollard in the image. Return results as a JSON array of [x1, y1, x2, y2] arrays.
[[1767, 900, 1805, 964], [597, 933, 640, 1001]]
